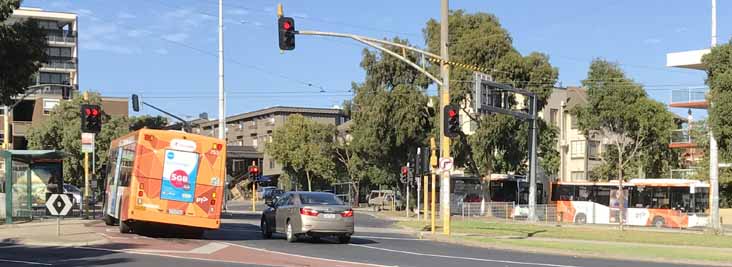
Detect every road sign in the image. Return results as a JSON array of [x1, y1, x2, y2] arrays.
[[81, 132, 95, 153], [439, 157, 454, 172], [46, 193, 73, 216]]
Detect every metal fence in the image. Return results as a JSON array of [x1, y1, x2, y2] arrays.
[[459, 202, 558, 224], [671, 88, 707, 104]]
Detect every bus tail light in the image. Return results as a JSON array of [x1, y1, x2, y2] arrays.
[[138, 190, 143, 197], [300, 208, 319, 216], [210, 199, 216, 205], [212, 143, 223, 150], [144, 134, 155, 141], [341, 209, 354, 217]]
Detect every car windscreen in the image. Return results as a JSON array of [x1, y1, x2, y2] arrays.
[[300, 193, 344, 205]]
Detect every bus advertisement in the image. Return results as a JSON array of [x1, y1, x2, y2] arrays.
[[551, 179, 709, 228], [102, 129, 226, 235]]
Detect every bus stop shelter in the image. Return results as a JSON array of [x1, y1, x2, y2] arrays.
[[1, 150, 66, 224]]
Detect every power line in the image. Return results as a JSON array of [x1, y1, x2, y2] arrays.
[[84, 4, 333, 94]]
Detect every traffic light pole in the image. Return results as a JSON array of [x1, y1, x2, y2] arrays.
[[293, 0, 452, 234], [439, 0, 451, 235]]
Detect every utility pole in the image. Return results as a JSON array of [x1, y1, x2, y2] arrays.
[[709, 0, 721, 232], [218, 0, 226, 141], [439, 0, 451, 235]]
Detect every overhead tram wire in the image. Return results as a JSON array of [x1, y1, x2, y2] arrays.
[[87, 4, 334, 94]]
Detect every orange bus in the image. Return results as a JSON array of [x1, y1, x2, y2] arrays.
[[551, 179, 709, 228], [102, 129, 226, 236]]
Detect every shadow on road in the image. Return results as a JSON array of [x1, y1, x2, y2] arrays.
[[0, 242, 140, 266]]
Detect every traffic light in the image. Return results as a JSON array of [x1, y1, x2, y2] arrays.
[[131, 94, 140, 112], [80, 104, 102, 133], [278, 16, 295, 50], [443, 104, 460, 138], [401, 166, 408, 178], [248, 165, 260, 180], [61, 87, 71, 100]]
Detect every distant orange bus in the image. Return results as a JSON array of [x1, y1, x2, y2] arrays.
[[551, 179, 709, 228], [102, 129, 226, 236]]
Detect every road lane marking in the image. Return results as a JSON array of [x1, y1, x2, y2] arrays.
[[188, 242, 229, 254], [352, 235, 425, 241], [348, 244, 583, 267], [0, 258, 52, 266], [78, 247, 261, 265], [222, 241, 393, 267]]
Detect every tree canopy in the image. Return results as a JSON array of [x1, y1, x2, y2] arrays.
[[265, 114, 337, 191], [703, 41, 732, 158], [423, 10, 560, 178], [129, 115, 169, 131], [0, 0, 47, 106], [574, 59, 677, 181], [26, 92, 130, 185]]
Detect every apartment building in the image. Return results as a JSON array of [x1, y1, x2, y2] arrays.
[[192, 106, 348, 178], [540, 87, 606, 182], [1, 7, 128, 149]]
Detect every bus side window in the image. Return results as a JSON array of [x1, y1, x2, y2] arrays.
[[106, 148, 120, 187], [118, 143, 136, 186]]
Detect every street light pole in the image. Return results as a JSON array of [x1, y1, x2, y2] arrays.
[[709, 0, 721, 232], [218, 0, 226, 140], [439, 0, 451, 235]]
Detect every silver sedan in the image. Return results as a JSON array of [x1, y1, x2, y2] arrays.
[[261, 191, 354, 243]]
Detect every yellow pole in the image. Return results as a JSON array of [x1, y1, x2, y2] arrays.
[[252, 182, 256, 212], [84, 152, 89, 218], [423, 175, 428, 221]]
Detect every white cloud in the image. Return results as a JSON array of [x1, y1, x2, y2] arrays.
[[292, 12, 309, 19], [83, 41, 136, 55], [127, 29, 151, 38], [75, 9, 93, 16], [162, 32, 189, 42], [643, 38, 661, 44], [154, 48, 169, 55], [118, 12, 136, 19], [227, 8, 250, 16]]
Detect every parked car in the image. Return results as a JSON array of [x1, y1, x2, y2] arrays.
[[63, 184, 83, 207], [261, 191, 354, 243], [367, 190, 403, 211], [257, 186, 277, 200]]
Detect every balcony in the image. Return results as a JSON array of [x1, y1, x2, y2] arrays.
[[670, 88, 708, 109], [41, 56, 77, 70], [670, 129, 698, 149], [12, 122, 31, 136], [44, 30, 76, 44]]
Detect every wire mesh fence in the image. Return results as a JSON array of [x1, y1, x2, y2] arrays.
[[458, 202, 559, 224]]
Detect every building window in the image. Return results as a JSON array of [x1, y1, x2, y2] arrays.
[[570, 171, 586, 181], [251, 133, 258, 147], [570, 114, 578, 129], [46, 47, 72, 57], [549, 109, 558, 127], [588, 141, 600, 159], [43, 99, 60, 114], [39, 72, 70, 85], [269, 159, 275, 169], [570, 140, 585, 158]]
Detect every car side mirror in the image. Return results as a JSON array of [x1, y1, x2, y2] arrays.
[[265, 198, 275, 207]]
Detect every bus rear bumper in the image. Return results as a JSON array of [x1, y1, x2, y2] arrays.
[[126, 207, 221, 230]]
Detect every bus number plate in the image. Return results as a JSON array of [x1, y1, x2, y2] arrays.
[[168, 209, 183, 215]]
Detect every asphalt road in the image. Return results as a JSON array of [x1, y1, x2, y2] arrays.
[[0, 201, 721, 267], [211, 212, 707, 267], [0, 243, 259, 267]]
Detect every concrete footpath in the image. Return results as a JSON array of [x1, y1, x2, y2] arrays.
[[0, 219, 108, 247]]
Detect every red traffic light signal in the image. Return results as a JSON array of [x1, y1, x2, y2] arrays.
[[278, 16, 295, 50], [443, 104, 460, 138], [249, 165, 260, 176], [80, 104, 102, 133]]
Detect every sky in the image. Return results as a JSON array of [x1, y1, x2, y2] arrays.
[[20, 0, 732, 121]]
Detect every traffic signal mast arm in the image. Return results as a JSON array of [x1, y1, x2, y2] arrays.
[[131, 95, 191, 132], [296, 30, 444, 87]]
